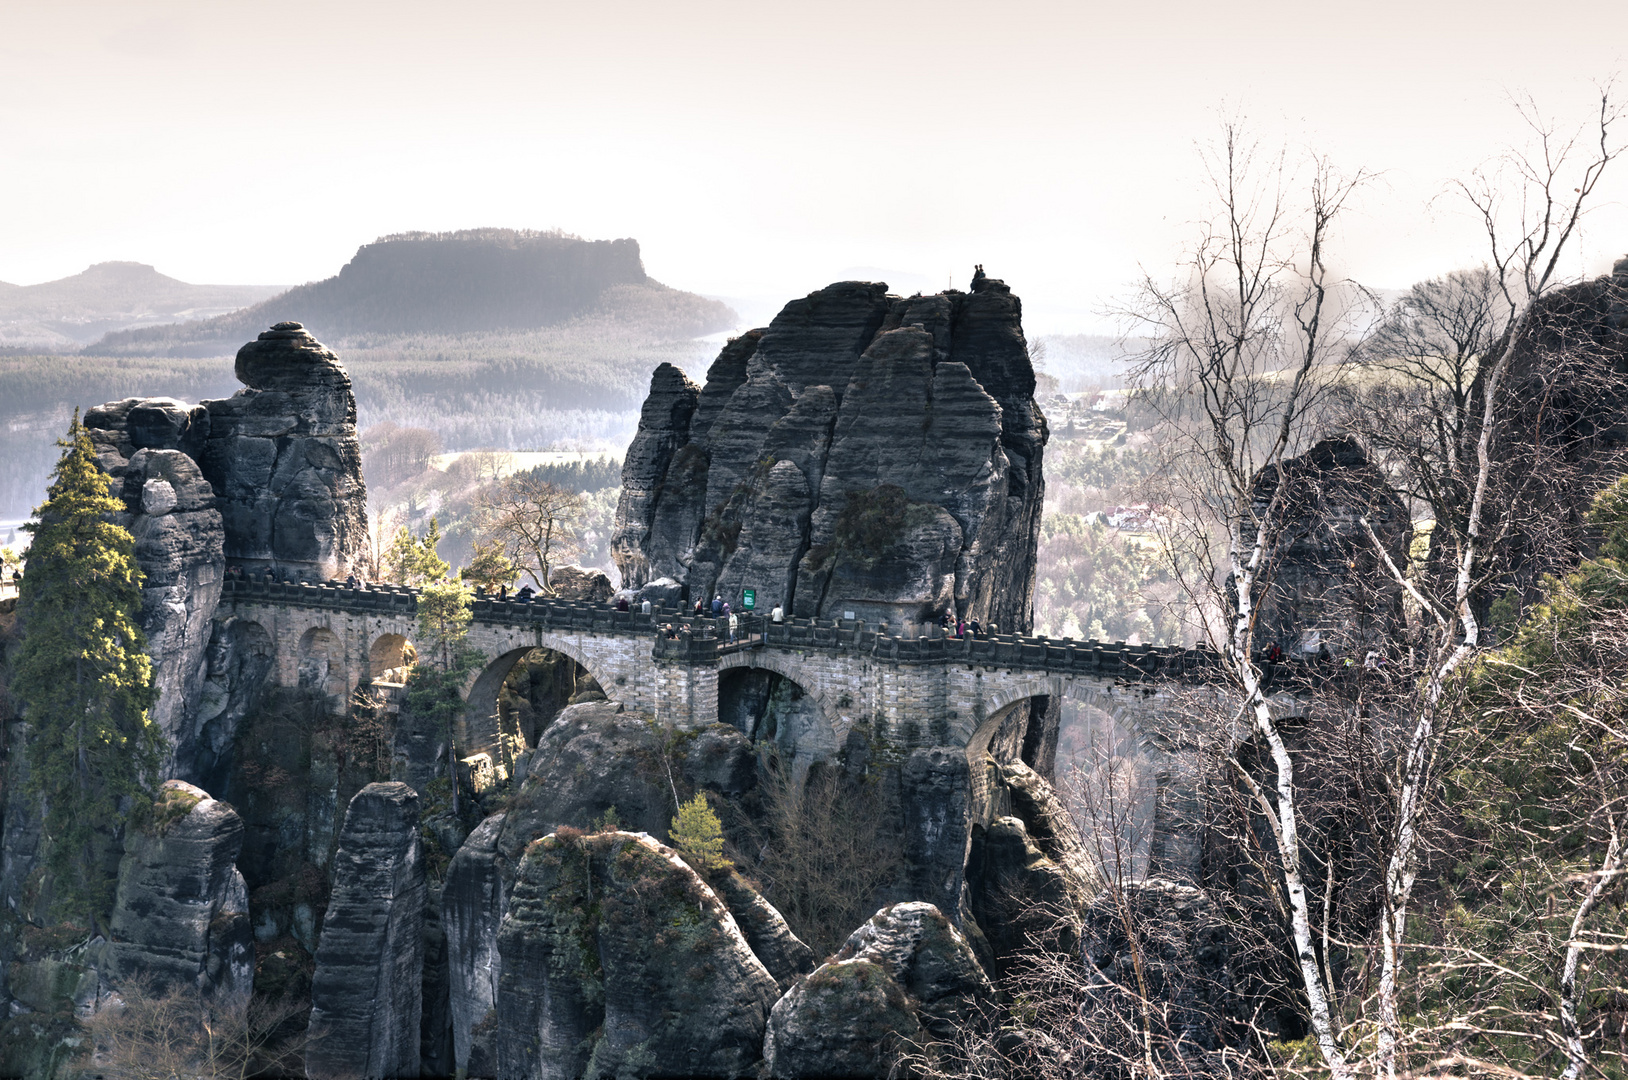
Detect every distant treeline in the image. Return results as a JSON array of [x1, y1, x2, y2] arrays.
[[517, 457, 622, 493], [0, 320, 714, 515]]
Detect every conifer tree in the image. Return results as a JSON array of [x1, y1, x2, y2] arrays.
[[669, 793, 729, 872], [13, 412, 159, 920]]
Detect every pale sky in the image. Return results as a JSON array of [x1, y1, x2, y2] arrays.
[[4, 0, 1627, 333]]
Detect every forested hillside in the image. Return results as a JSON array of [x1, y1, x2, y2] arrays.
[[0, 230, 735, 518], [91, 229, 733, 352]]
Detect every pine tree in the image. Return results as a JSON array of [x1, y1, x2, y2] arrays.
[[407, 578, 480, 814], [13, 412, 159, 920], [383, 517, 450, 586], [669, 793, 729, 872]]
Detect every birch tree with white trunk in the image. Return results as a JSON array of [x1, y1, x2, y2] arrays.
[[1125, 126, 1370, 1079], [1348, 87, 1622, 1080]]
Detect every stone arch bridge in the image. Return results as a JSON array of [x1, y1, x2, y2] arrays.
[[219, 578, 1233, 769]]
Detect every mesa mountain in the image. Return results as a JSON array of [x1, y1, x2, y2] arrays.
[[91, 228, 736, 356]]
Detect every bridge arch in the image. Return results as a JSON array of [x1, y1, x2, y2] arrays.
[[459, 637, 603, 772], [716, 652, 840, 763], [369, 633, 417, 685], [296, 626, 347, 701]]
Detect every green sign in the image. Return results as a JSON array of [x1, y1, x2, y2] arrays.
[[742, 588, 756, 610]]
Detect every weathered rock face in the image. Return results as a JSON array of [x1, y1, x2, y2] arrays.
[[82, 410, 225, 768], [103, 781, 252, 1003], [968, 815, 1082, 975], [496, 830, 781, 1080], [202, 322, 368, 580], [1079, 880, 1239, 1060], [82, 324, 367, 783], [1247, 437, 1411, 658], [441, 705, 768, 1075], [764, 901, 991, 1079], [1464, 257, 1628, 607], [613, 273, 1047, 633], [306, 782, 426, 1080], [442, 814, 508, 1077]]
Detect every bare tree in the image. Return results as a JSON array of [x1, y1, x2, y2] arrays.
[[1124, 123, 1371, 1079], [84, 980, 306, 1079], [473, 473, 585, 594], [1341, 86, 1623, 1080]]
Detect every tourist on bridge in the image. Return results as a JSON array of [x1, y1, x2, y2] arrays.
[[345, 573, 358, 589], [956, 618, 966, 639], [694, 598, 704, 617], [970, 618, 981, 637], [711, 595, 723, 616], [516, 584, 535, 601], [728, 610, 738, 643], [771, 604, 784, 624], [617, 596, 630, 612], [641, 598, 652, 615]]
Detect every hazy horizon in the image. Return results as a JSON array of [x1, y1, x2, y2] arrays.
[[5, 0, 1628, 335]]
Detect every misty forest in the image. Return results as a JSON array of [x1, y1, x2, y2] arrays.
[[4, 16, 1628, 1080]]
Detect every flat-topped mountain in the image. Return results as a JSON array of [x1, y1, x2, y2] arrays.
[[0, 262, 280, 349], [92, 229, 736, 356]]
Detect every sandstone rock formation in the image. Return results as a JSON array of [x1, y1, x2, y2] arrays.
[[203, 322, 368, 580], [613, 273, 1047, 632], [1079, 880, 1239, 1059], [1247, 437, 1411, 658], [496, 830, 781, 1080], [83, 323, 367, 783], [441, 703, 770, 1075], [105, 781, 253, 1003], [764, 901, 991, 1078], [548, 563, 615, 602], [306, 782, 426, 1080], [83, 408, 224, 767]]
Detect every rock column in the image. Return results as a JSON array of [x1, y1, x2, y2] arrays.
[[306, 782, 425, 1080]]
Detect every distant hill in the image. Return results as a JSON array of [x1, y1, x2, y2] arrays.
[[92, 229, 736, 356], [0, 262, 281, 350]]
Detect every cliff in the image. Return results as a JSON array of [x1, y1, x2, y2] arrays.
[[612, 271, 1047, 633]]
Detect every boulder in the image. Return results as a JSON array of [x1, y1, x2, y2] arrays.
[[1246, 437, 1410, 659], [549, 563, 615, 603], [612, 272, 1046, 635], [306, 782, 425, 1080], [764, 901, 991, 1078], [200, 322, 368, 580], [104, 781, 253, 1003], [496, 830, 781, 1080]]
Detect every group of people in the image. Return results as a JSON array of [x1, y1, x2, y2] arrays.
[[936, 611, 993, 639]]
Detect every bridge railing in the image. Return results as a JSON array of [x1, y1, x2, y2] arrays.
[[219, 579, 1222, 680]]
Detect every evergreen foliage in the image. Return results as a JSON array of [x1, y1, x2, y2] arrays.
[[407, 578, 482, 813], [383, 517, 450, 585], [459, 539, 518, 592], [12, 411, 159, 920], [669, 793, 729, 872]]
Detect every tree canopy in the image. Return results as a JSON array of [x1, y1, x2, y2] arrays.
[[12, 411, 159, 920]]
